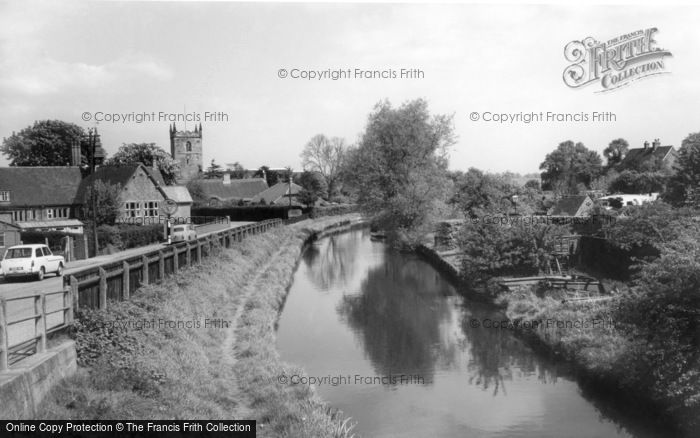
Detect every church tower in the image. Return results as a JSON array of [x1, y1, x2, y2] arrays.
[[169, 122, 203, 183]]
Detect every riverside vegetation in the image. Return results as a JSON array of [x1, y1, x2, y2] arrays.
[[38, 215, 362, 438]]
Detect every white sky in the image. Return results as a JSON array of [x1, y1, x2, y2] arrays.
[[1, 1, 698, 174]]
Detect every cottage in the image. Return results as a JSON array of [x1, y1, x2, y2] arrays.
[[250, 181, 303, 206], [0, 166, 85, 233], [197, 174, 269, 206], [619, 139, 677, 171], [77, 163, 169, 224]]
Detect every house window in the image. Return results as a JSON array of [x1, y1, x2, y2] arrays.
[[0, 191, 9, 202], [0, 233, 5, 247], [186, 141, 192, 152], [125, 202, 141, 217], [46, 209, 54, 219], [144, 201, 159, 217]]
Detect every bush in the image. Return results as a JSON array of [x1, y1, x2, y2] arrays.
[[96, 224, 162, 251]]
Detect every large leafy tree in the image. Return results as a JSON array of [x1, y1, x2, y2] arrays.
[[296, 170, 327, 207], [343, 99, 455, 244], [663, 132, 700, 207], [106, 143, 179, 185], [1, 120, 104, 166], [603, 138, 629, 168], [300, 134, 347, 197], [254, 165, 282, 187], [204, 159, 224, 179], [81, 180, 122, 226], [539, 140, 603, 194]]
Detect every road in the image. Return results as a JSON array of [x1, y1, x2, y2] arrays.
[[0, 221, 254, 352]]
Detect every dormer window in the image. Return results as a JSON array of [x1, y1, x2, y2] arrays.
[[0, 191, 9, 202]]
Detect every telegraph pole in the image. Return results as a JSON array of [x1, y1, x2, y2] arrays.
[[84, 128, 100, 257]]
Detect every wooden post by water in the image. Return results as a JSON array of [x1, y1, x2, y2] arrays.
[[98, 268, 107, 310], [0, 299, 8, 371], [185, 242, 191, 266], [172, 247, 179, 272], [122, 261, 130, 300], [64, 286, 74, 325], [36, 294, 46, 353], [196, 241, 202, 263]]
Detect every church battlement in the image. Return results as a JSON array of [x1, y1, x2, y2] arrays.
[[169, 122, 202, 183]]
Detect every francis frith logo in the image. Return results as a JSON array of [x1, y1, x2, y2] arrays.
[[563, 28, 672, 92]]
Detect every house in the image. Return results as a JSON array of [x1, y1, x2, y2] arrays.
[[549, 195, 594, 217], [0, 166, 85, 233], [250, 181, 303, 206], [598, 193, 659, 209], [197, 174, 269, 206], [619, 139, 677, 171], [77, 163, 170, 223], [161, 186, 193, 219], [0, 212, 21, 253]]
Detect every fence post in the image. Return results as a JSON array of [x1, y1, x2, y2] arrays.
[[98, 268, 107, 310], [0, 299, 8, 371], [196, 241, 202, 263], [122, 261, 130, 301], [36, 294, 47, 353], [172, 247, 179, 272], [158, 250, 165, 281], [141, 255, 150, 285], [64, 286, 73, 325], [69, 275, 79, 313], [185, 242, 191, 267]]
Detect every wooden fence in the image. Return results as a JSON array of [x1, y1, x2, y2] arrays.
[[0, 219, 282, 370]]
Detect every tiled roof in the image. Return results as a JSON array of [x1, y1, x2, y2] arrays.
[[550, 195, 590, 216], [198, 178, 269, 201], [76, 163, 166, 202], [250, 181, 302, 205], [162, 186, 193, 204], [0, 166, 83, 207], [620, 146, 674, 168]]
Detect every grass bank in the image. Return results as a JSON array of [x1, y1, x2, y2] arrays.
[[38, 214, 363, 437], [498, 288, 696, 437]]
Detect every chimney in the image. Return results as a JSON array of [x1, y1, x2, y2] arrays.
[[652, 138, 660, 150], [643, 140, 649, 150], [223, 172, 231, 185], [71, 140, 81, 166]]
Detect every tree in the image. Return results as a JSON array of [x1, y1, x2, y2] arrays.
[[663, 132, 700, 207], [603, 138, 629, 168], [539, 140, 603, 194], [296, 171, 327, 207], [1, 120, 105, 166], [343, 99, 455, 244], [106, 143, 179, 184], [254, 166, 281, 186], [225, 162, 247, 179], [81, 180, 122, 226], [300, 134, 347, 197], [609, 170, 666, 194], [204, 159, 224, 179]]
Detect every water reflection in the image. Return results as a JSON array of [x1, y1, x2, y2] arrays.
[[338, 253, 458, 382], [303, 231, 363, 291], [277, 229, 668, 438]]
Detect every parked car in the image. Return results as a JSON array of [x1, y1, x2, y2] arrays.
[[1, 244, 65, 281], [171, 224, 198, 242]]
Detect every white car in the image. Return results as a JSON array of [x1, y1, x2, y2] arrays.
[[1, 244, 65, 281], [171, 224, 198, 243]]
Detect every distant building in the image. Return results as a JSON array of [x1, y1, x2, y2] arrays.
[[170, 123, 203, 183], [0, 166, 85, 233], [197, 174, 269, 206], [549, 195, 594, 217], [0, 212, 21, 253], [251, 181, 303, 206], [619, 139, 677, 171]]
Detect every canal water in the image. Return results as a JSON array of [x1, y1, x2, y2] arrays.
[[276, 228, 665, 438]]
